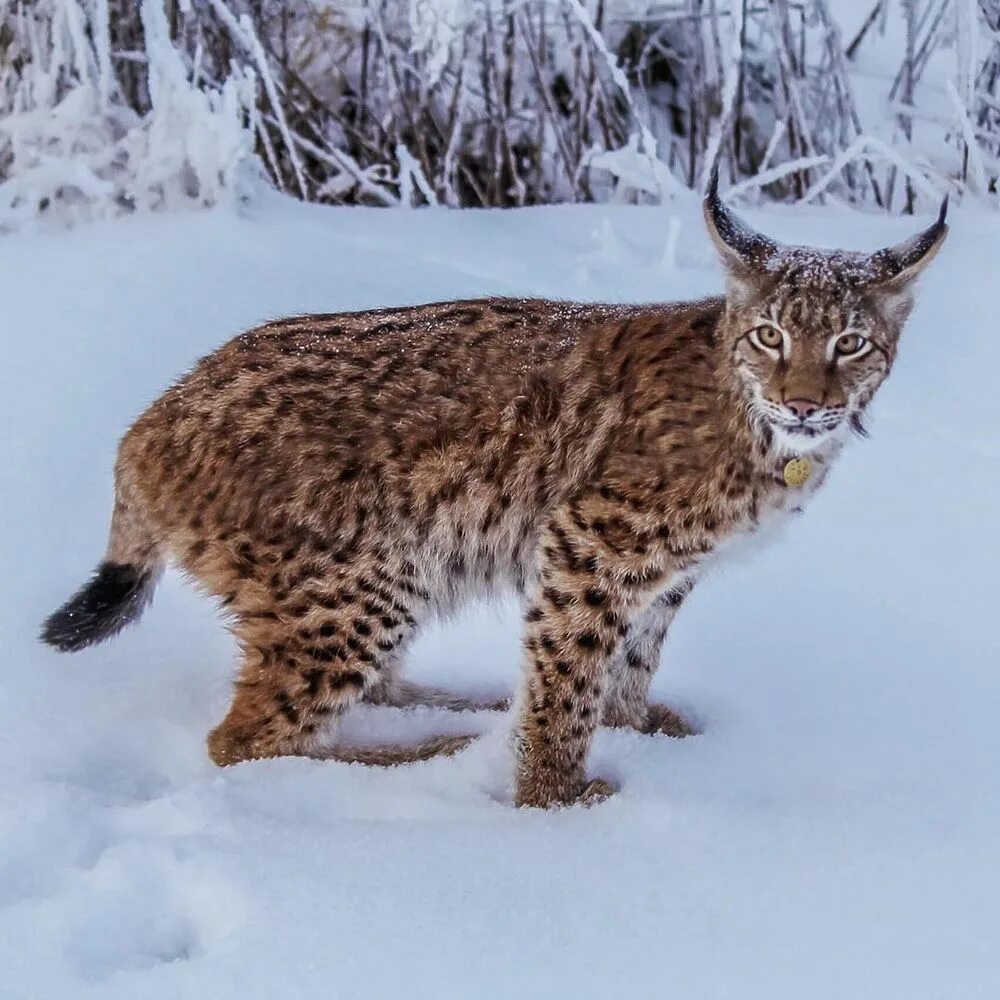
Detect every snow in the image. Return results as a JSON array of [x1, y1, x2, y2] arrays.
[[2, 193, 999, 998]]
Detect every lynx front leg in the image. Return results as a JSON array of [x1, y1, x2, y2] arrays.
[[514, 595, 621, 808], [514, 507, 667, 808], [603, 582, 696, 737]]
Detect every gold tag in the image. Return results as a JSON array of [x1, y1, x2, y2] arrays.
[[783, 457, 812, 488]]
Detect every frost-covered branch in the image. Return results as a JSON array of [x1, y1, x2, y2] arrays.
[[1, 0, 998, 229]]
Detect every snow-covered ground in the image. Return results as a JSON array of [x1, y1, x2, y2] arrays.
[[2, 193, 998, 998]]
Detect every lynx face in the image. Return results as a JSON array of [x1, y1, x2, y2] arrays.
[[729, 265, 896, 453], [703, 171, 948, 454]]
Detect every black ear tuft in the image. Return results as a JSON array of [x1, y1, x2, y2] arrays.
[[705, 161, 721, 206], [702, 165, 778, 273], [937, 194, 949, 228], [867, 195, 949, 288]]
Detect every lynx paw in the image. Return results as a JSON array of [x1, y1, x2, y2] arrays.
[[577, 777, 618, 806], [515, 774, 619, 809], [643, 704, 696, 738]]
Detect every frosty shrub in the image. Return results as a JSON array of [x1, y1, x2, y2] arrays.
[[0, 0, 258, 230], [0, 0, 996, 228]]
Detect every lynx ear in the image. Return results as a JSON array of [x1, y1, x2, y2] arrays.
[[863, 197, 948, 322], [703, 165, 779, 300], [865, 196, 949, 290]]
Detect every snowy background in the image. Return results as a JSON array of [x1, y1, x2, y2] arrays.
[[3, 0, 998, 225], [2, 191, 999, 998], [3, 0, 1000, 997]]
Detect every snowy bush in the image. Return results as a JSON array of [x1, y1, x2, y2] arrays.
[[0, 0, 997, 229], [0, 0, 257, 230]]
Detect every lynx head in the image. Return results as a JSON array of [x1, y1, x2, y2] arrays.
[[704, 169, 948, 454]]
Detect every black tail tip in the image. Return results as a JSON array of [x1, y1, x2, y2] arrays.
[[40, 562, 153, 653]]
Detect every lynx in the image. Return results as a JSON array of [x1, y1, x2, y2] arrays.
[[42, 173, 947, 808]]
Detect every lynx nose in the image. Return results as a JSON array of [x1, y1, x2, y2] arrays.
[[784, 398, 821, 420]]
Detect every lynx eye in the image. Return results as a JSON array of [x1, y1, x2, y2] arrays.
[[833, 333, 868, 358], [748, 325, 783, 353]]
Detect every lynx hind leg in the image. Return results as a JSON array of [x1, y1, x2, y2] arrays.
[[206, 562, 478, 765], [368, 676, 511, 713], [208, 574, 430, 764], [206, 627, 376, 765], [188, 512, 434, 763], [207, 632, 482, 765]]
